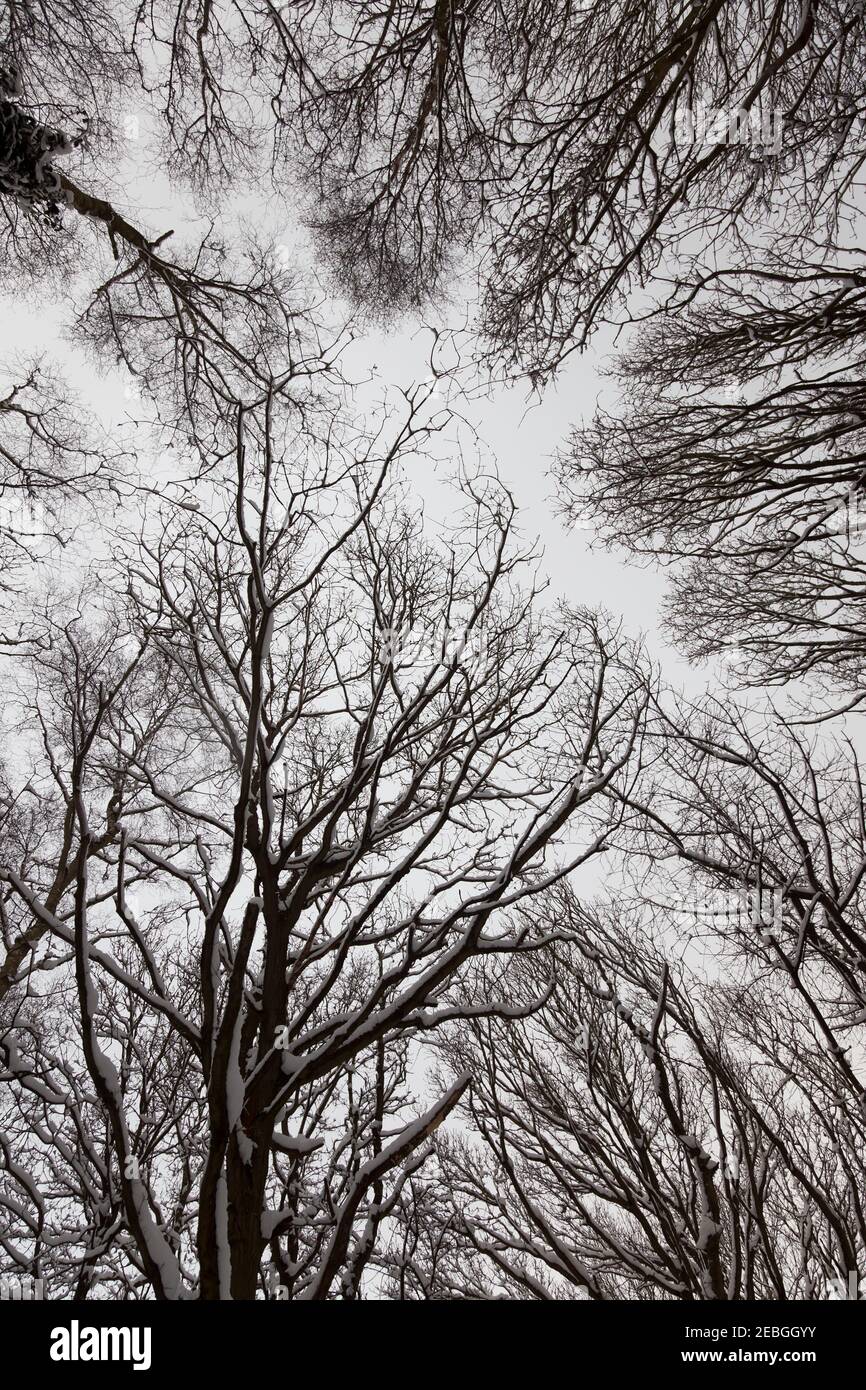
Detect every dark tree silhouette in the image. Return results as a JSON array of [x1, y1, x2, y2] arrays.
[[390, 880, 865, 1299], [558, 247, 866, 710], [0, 389, 648, 1298], [277, 0, 865, 375], [2, 0, 865, 1311]]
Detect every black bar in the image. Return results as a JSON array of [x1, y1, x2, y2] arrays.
[[4, 1296, 858, 1378]]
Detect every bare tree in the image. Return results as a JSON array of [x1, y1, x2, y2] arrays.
[[558, 247, 866, 710], [1, 3, 363, 649], [1, 13, 345, 455], [0, 387, 648, 1298], [4, 0, 862, 1315], [613, 690, 866, 1081], [19, 2, 852, 380], [6, 5, 865, 394], [275, 0, 865, 375], [386, 878, 866, 1300], [0, 359, 131, 640]]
